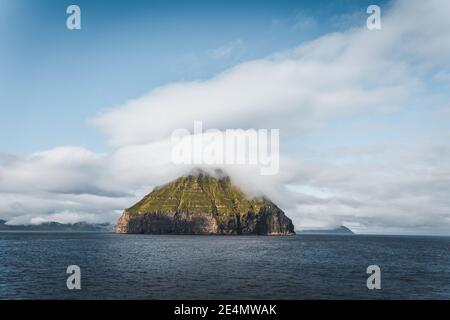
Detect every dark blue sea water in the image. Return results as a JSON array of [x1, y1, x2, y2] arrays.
[[0, 232, 448, 299]]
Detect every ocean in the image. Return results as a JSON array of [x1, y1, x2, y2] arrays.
[[0, 232, 448, 299]]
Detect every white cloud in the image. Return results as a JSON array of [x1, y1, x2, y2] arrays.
[[93, 1, 450, 149], [209, 39, 245, 59], [93, 1, 450, 148], [0, 147, 107, 195], [0, 190, 134, 225], [271, 11, 317, 33], [286, 144, 450, 234]]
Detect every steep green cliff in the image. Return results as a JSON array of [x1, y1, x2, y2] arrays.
[[116, 169, 295, 235]]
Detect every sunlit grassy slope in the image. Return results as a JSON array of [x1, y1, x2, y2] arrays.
[[127, 170, 267, 224]]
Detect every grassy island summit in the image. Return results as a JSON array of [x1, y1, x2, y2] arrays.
[[116, 169, 295, 235]]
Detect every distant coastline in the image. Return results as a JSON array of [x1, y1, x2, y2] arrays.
[[0, 220, 114, 232], [297, 226, 354, 235]]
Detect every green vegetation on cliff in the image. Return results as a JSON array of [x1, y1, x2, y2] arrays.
[[127, 170, 266, 226], [117, 169, 295, 235]]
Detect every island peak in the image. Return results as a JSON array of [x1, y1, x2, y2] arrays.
[[116, 170, 295, 235]]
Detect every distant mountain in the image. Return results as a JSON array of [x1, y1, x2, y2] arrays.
[[116, 169, 295, 235], [298, 226, 354, 235], [0, 220, 114, 232]]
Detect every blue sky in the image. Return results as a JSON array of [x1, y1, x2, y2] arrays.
[[1, 0, 389, 154]]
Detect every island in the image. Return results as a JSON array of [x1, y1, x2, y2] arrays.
[[0, 220, 113, 232], [116, 169, 295, 235], [298, 226, 354, 235]]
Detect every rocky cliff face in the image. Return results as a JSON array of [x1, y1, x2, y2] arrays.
[[116, 170, 295, 235]]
